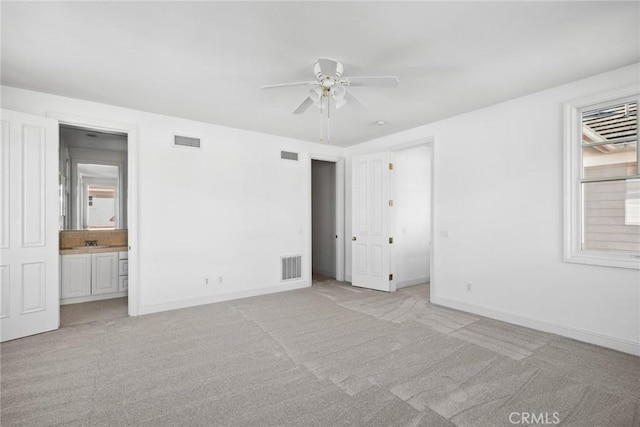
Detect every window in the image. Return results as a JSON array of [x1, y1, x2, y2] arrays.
[[564, 86, 640, 269]]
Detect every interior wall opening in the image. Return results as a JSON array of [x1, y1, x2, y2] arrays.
[[393, 143, 431, 289], [311, 159, 337, 282], [58, 124, 130, 326]]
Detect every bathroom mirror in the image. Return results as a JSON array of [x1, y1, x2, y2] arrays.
[[59, 124, 128, 230], [77, 163, 120, 230]]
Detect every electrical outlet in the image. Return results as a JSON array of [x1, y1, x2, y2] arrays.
[[218, 276, 223, 284], [466, 283, 472, 292], [205, 277, 209, 285]]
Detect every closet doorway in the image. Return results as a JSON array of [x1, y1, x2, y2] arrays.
[[310, 156, 345, 284]]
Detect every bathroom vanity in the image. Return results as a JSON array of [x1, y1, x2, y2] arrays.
[[59, 230, 128, 305]]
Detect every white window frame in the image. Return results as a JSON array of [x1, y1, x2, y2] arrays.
[[564, 84, 640, 269]]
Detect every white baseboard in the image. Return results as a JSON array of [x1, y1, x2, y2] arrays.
[[138, 281, 310, 315], [60, 291, 128, 305], [397, 276, 429, 289], [431, 296, 640, 356], [345, 274, 352, 283]]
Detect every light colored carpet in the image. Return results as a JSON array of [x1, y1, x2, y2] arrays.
[[60, 297, 128, 327], [1, 280, 639, 426]]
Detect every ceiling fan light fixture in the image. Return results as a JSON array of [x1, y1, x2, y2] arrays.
[[331, 85, 346, 100], [321, 78, 335, 88], [261, 57, 399, 142]]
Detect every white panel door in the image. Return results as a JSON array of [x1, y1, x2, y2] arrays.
[[351, 152, 394, 292], [1, 109, 59, 342]]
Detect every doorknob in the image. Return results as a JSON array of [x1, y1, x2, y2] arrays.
[[352, 237, 357, 241]]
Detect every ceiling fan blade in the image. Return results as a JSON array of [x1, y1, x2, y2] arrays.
[[260, 81, 316, 90], [344, 90, 367, 109], [317, 58, 338, 77], [293, 96, 314, 114], [343, 76, 399, 87]]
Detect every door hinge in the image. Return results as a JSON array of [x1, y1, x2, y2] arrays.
[[388, 162, 394, 170], [389, 274, 393, 281], [389, 237, 394, 244], [388, 199, 394, 207]]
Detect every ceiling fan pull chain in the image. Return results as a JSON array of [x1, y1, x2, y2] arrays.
[[327, 94, 331, 143], [319, 96, 324, 143]]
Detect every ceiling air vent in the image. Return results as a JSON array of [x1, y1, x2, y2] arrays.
[[174, 135, 201, 148], [281, 151, 298, 161]]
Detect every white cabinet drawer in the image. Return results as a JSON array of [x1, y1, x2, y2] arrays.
[[119, 276, 128, 292], [119, 251, 128, 260], [119, 259, 128, 276]]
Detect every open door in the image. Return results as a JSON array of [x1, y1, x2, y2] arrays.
[[1, 109, 59, 341], [351, 151, 394, 292]]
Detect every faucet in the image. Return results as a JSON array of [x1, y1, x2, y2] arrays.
[[85, 240, 98, 247]]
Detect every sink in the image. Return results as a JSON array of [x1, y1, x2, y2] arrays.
[[71, 245, 111, 249]]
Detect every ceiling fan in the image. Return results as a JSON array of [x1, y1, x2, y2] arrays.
[[261, 58, 399, 114], [261, 58, 399, 142]]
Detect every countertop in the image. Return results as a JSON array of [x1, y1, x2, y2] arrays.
[[59, 245, 128, 255]]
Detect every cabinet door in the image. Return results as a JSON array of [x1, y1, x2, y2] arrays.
[[61, 254, 91, 299], [119, 276, 128, 292], [92, 253, 119, 295]]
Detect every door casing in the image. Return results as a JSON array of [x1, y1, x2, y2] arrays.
[[48, 112, 140, 316]]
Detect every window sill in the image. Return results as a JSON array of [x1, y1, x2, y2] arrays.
[[565, 252, 640, 270]]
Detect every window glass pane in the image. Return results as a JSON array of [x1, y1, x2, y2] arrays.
[[582, 179, 640, 253], [582, 101, 637, 144], [626, 179, 640, 226], [582, 142, 637, 179]]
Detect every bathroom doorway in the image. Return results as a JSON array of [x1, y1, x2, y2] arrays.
[[58, 124, 130, 326]]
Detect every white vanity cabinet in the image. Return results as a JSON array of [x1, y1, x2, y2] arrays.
[[91, 252, 119, 295], [60, 254, 92, 299], [60, 250, 128, 303]]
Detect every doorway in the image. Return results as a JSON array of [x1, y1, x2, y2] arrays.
[[392, 143, 431, 289], [58, 124, 130, 326], [312, 160, 337, 281], [310, 156, 345, 284]]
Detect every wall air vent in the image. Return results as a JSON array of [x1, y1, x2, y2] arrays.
[[281, 151, 298, 161], [174, 135, 201, 148], [281, 255, 302, 281]]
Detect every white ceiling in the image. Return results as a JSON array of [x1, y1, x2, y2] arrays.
[[2, 1, 638, 147]]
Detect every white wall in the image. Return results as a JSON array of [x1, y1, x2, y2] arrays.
[[394, 144, 430, 288], [311, 160, 336, 278], [345, 64, 640, 355], [2, 86, 343, 314]]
